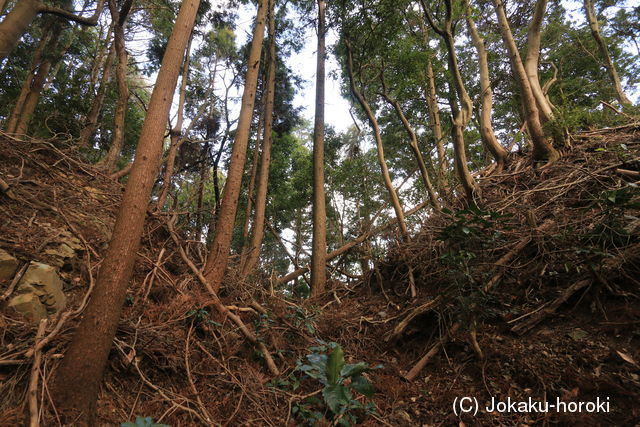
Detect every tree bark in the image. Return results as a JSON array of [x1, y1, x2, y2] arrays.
[[492, 0, 559, 163], [421, 0, 477, 200], [155, 29, 193, 210], [0, 0, 104, 61], [584, 0, 632, 105], [51, 1, 200, 422], [310, 0, 327, 296], [346, 40, 408, 239], [463, 0, 509, 172], [240, 111, 264, 253], [79, 42, 116, 148], [241, 0, 277, 277], [98, 0, 134, 172], [524, 0, 555, 122], [380, 75, 441, 211], [203, 0, 268, 294]]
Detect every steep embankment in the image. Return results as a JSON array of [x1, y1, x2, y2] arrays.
[[0, 126, 639, 426]]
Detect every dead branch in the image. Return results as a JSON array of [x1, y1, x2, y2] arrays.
[[386, 296, 443, 342], [404, 323, 460, 382], [28, 319, 47, 427]]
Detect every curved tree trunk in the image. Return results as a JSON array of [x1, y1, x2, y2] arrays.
[[421, 0, 477, 200], [310, 0, 327, 296], [584, 0, 631, 105], [464, 0, 509, 172], [492, 0, 559, 163], [346, 40, 408, 239], [525, 0, 555, 122], [51, 1, 200, 422], [241, 0, 277, 277], [380, 77, 441, 210], [0, 0, 104, 61], [203, 0, 268, 294]]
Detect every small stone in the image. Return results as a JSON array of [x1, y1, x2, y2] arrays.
[[0, 249, 19, 281], [18, 262, 66, 313]]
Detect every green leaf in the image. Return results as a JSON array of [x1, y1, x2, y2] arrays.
[[350, 375, 375, 398], [326, 344, 345, 385], [341, 362, 368, 378], [323, 383, 352, 414]]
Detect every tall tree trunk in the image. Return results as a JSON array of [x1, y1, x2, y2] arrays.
[[195, 142, 210, 241], [463, 0, 509, 172], [425, 56, 448, 192], [155, 30, 193, 210], [203, 0, 268, 294], [524, 0, 555, 122], [421, 0, 477, 200], [79, 42, 115, 148], [346, 40, 408, 239], [241, 0, 276, 277], [98, 0, 133, 172], [5, 24, 50, 133], [310, 0, 327, 296], [584, 0, 632, 105], [492, 0, 559, 163], [240, 111, 264, 254], [380, 76, 441, 211], [0, 0, 104, 61], [51, 0, 200, 423]]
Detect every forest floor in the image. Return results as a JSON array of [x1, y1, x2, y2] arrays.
[[0, 125, 639, 426]]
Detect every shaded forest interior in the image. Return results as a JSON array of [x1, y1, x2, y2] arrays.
[[0, 0, 639, 425]]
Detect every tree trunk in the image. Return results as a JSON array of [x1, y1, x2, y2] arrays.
[[98, 0, 133, 172], [421, 0, 477, 200], [524, 0, 555, 122], [155, 30, 193, 210], [310, 0, 327, 296], [346, 40, 408, 239], [464, 0, 509, 172], [79, 42, 115, 148], [584, 0, 632, 105], [240, 111, 264, 253], [380, 78, 440, 211], [51, 1, 200, 422], [492, 0, 559, 163], [241, 0, 276, 277], [0, 0, 104, 61], [5, 24, 50, 133], [203, 0, 268, 294]]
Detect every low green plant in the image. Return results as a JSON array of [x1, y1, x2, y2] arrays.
[[272, 341, 379, 425]]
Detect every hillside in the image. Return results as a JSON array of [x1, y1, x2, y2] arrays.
[[1, 125, 639, 426]]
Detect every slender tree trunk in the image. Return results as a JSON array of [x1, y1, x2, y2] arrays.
[[5, 26, 50, 133], [584, 0, 631, 105], [240, 111, 264, 254], [241, 0, 276, 277], [195, 142, 209, 241], [380, 77, 440, 211], [492, 0, 559, 163], [0, 0, 104, 61], [99, 0, 133, 172], [310, 0, 327, 296], [51, 1, 200, 423], [421, 0, 476, 200], [346, 40, 408, 239], [425, 56, 448, 191], [203, 0, 268, 294], [524, 0, 555, 122], [155, 30, 193, 210], [463, 0, 509, 172], [79, 42, 115, 148]]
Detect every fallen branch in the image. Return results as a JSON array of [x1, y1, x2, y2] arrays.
[[28, 319, 48, 427], [385, 296, 443, 342], [168, 216, 279, 376], [511, 279, 591, 335], [404, 323, 459, 382]]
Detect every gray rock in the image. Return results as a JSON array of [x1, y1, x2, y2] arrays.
[[17, 262, 66, 313], [0, 249, 19, 281]]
